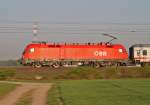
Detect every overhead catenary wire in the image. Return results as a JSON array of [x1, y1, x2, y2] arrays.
[[1, 20, 150, 25], [0, 21, 150, 35]]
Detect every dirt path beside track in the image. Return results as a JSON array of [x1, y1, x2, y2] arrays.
[[32, 85, 51, 105], [0, 81, 52, 105]]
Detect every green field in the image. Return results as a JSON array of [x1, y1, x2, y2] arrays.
[[0, 83, 17, 99], [58, 79, 150, 105]]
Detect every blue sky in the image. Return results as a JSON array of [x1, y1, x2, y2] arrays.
[[0, 0, 150, 60]]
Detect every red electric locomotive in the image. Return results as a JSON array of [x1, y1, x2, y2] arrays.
[[22, 41, 128, 68]]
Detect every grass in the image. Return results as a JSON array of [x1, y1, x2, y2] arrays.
[[58, 79, 150, 105], [0, 67, 150, 105], [47, 84, 61, 105], [0, 83, 17, 99]]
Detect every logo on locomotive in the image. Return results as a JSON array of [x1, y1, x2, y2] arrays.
[[94, 51, 107, 56]]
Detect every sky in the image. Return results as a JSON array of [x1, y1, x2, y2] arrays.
[[0, 0, 150, 60]]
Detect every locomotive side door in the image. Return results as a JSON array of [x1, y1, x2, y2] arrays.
[[60, 47, 65, 60]]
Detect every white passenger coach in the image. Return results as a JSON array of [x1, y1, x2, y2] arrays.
[[129, 44, 150, 64]]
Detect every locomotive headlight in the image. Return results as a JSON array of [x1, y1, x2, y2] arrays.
[[30, 48, 35, 53], [119, 49, 123, 53]]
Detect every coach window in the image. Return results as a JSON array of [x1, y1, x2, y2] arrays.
[[137, 50, 140, 56], [143, 50, 147, 56]]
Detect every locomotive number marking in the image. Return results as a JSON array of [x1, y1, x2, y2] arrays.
[[94, 51, 107, 56]]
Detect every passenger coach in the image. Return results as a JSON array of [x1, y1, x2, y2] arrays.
[[129, 44, 150, 65]]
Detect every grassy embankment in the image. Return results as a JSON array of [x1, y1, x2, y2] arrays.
[[0, 66, 150, 82]]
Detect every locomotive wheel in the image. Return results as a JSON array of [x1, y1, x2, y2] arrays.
[[34, 63, 42, 68], [94, 63, 100, 68], [52, 62, 60, 68], [122, 63, 127, 66]]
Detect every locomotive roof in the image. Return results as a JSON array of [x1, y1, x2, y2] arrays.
[[26, 43, 125, 49], [30, 41, 118, 46], [130, 44, 150, 48], [29, 42, 122, 46]]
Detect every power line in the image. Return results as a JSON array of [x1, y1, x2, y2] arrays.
[[1, 20, 150, 25]]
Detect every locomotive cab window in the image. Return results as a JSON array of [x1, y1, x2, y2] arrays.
[[30, 48, 35, 53], [143, 50, 147, 56]]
